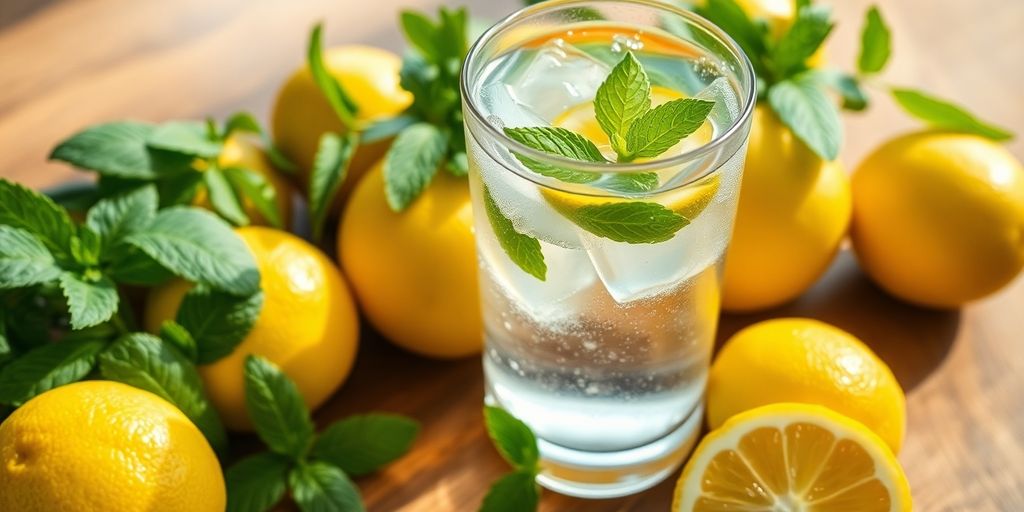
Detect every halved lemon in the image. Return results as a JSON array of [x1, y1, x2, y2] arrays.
[[674, 403, 912, 512]]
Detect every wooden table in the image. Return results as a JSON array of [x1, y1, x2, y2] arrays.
[[2, 0, 1022, 510]]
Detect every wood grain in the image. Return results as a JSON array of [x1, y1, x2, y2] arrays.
[[1, 1, 1022, 511]]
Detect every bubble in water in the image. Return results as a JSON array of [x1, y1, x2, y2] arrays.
[[582, 340, 598, 351], [611, 33, 644, 53]]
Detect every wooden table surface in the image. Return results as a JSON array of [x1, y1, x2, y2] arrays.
[[2, 0, 1023, 510]]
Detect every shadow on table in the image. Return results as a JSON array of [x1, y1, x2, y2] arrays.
[[718, 249, 960, 392]]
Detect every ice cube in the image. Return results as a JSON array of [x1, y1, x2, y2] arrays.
[[479, 81, 549, 130], [503, 39, 611, 121], [694, 77, 740, 129]]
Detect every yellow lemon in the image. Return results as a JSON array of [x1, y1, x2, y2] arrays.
[[194, 133, 294, 226], [145, 227, 359, 430], [851, 132, 1024, 308], [708, 318, 905, 452], [674, 403, 912, 512], [271, 45, 412, 205], [0, 381, 225, 512], [339, 160, 481, 359], [722, 105, 851, 312]]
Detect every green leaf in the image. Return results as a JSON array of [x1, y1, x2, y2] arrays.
[[858, 6, 891, 74], [695, 0, 767, 70], [156, 171, 204, 207], [46, 182, 101, 214], [437, 7, 469, 62], [311, 414, 420, 476], [49, 122, 161, 179], [0, 226, 61, 289], [603, 172, 660, 193], [446, 151, 469, 177], [482, 186, 546, 281], [768, 74, 842, 160], [70, 226, 102, 267], [59, 272, 119, 330], [308, 132, 357, 240], [147, 121, 223, 158], [222, 167, 284, 229], [106, 245, 175, 286], [557, 201, 689, 244], [176, 284, 263, 364], [361, 114, 419, 144], [204, 167, 251, 226], [770, 4, 833, 78], [244, 355, 315, 458], [384, 123, 448, 211], [479, 470, 540, 512], [98, 333, 227, 452], [891, 88, 1013, 141], [594, 52, 651, 144], [503, 126, 605, 184], [159, 320, 198, 362], [85, 185, 158, 252], [483, 406, 539, 470], [400, 11, 438, 59], [809, 70, 869, 111], [223, 111, 263, 138], [308, 23, 358, 128], [226, 452, 291, 512], [290, 461, 365, 512], [625, 99, 715, 159], [125, 206, 260, 296], [0, 179, 76, 258], [0, 338, 106, 405]]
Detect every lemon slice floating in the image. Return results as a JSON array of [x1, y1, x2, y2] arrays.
[[542, 86, 719, 223], [674, 403, 913, 512]]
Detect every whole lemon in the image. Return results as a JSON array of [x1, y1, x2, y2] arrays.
[[194, 133, 294, 227], [271, 45, 411, 204], [851, 132, 1024, 308], [340, 160, 481, 358], [707, 318, 906, 453], [722, 106, 851, 312], [0, 381, 225, 512], [145, 226, 359, 430]]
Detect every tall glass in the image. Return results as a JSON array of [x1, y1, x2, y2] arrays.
[[462, 0, 755, 498]]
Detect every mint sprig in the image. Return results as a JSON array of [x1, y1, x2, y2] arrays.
[[479, 406, 541, 512], [225, 355, 420, 512]]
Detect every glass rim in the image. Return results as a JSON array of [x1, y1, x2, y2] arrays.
[[460, 0, 757, 175]]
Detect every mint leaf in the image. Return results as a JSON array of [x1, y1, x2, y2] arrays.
[[125, 206, 260, 296], [483, 186, 546, 281], [0, 179, 76, 259], [503, 126, 605, 183], [244, 355, 315, 457], [59, 272, 119, 330], [159, 320, 198, 362], [70, 226, 102, 267], [484, 406, 539, 470], [106, 245, 174, 286], [436, 7, 469, 63], [290, 461, 365, 512], [204, 167, 250, 226], [311, 414, 420, 476], [223, 111, 263, 138], [361, 114, 419, 144], [98, 332, 227, 452], [625, 99, 714, 159], [85, 186, 158, 252], [858, 6, 891, 74], [384, 123, 448, 211], [479, 470, 539, 512], [891, 88, 1013, 141], [308, 23, 358, 127], [177, 284, 263, 364], [147, 121, 223, 158], [308, 132, 357, 239], [695, 0, 767, 73], [604, 172, 659, 193], [50, 122, 161, 179], [226, 452, 291, 512], [401, 11, 439, 59], [0, 338, 106, 405], [222, 167, 284, 229], [594, 52, 651, 144], [558, 201, 688, 244], [770, 5, 833, 78], [0, 226, 61, 289], [809, 70, 869, 111], [768, 74, 842, 160]]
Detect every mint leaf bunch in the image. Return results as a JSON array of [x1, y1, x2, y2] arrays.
[[479, 406, 541, 512], [487, 51, 713, 281], [50, 112, 292, 229], [225, 356, 420, 512]]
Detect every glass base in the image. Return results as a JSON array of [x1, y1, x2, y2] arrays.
[[534, 403, 704, 499]]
